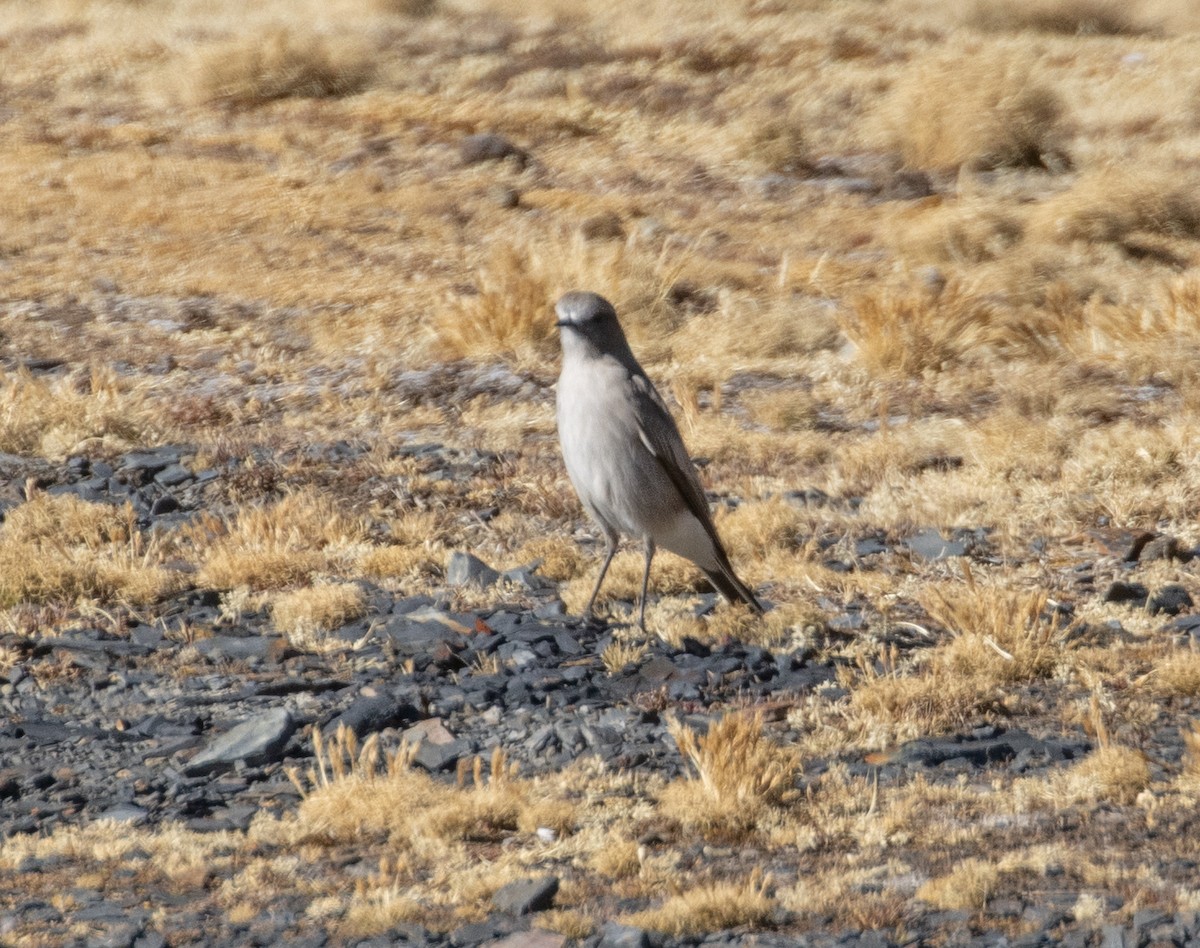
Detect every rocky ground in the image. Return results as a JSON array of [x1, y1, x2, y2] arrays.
[[1, 433, 1199, 948]]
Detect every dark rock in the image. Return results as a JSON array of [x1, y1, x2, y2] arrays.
[[327, 694, 420, 738], [119, 449, 182, 476], [150, 496, 181, 516], [450, 917, 513, 945], [153, 464, 192, 487], [598, 922, 651, 948], [855, 536, 888, 557], [460, 132, 529, 168], [447, 552, 501, 588], [1141, 535, 1185, 562], [183, 708, 295, 776], [893, 728, 1088, 768], [491, 875, 559, 915], [1104, 582, 1149, 607], [1149, 584, 1193, 616]]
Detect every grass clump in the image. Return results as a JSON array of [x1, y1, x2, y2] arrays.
[[917, 858, 1002, 910], [0, 492, 179, 608], [271, 582, 367, 652], [661, 712, 801, 836], [0, 368, 152, 459], [1030, 168, 1200, 245], [622, 870, 776, 936], [839, 282, 1044, 376], [196, 490, 369, 591], [195, 28, 374, 106], [885, 51, 1067, 171], [433, 245, 556, 366]]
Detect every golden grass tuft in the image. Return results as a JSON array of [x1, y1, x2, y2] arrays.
[[271, 582, 367, 652], [535, 909, 595, 940], [0, 368, 154, 459], [357, 545, 442, 582], [1150, 651, 1200, 697], [741, 111, 811, 173], [601, 636, 649, 674], [513, 536, 588, 583], [194, 29, 374, 106], [622, 869, 776, 936], [884, 50, 1067, 171], [433, 245, 556, 366], [588, 837, 642, 880], [917, 858, 1001, 910], [661, 712, 800, 835], [846, 654, 1007, 746], [1030, 167, 1200, 245], [839, 282, 1046, 376], [0, 492, 180, 608], [1180, 720, 1200, 790], [195, 490, 369, 591], [925, 581, 1070, 683], [1019, 744, 1152, 807]]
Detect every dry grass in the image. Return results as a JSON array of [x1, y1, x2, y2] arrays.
[[622, 870, 777, 936], [884, 50, 1067, 171], [917, 858, 1002, 911], [839, 282, 1046, 376], [0, 492, 180, 608], [661, 712, 801, 836], [271, 582, 367, 651], [195, 490, 369, 591], [0, 369, 156, 459], [193, 28, 374, 106]]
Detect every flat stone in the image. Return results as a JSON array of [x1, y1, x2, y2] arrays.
[[485, 933, 566, 948], [447, 551, 501, 588], [152, 464, 192, 487], [501, 565, 556, 593], [412, 738, 471, 773], [183, 708, 295, 777], [1100, 926, 1128, 948], [906, 528, 968, 560], [119, 449, 181, 475], [193, 635, 280, 663], [460, 132, 529, 167], [892, 728, 1089, 768], [328, 694, 419, 738], [598, 922, 650, 948], [95, 804, 148, 824], [491, 875, 559, 915]]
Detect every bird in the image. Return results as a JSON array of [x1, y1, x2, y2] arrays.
[[554, 290, 763, 631]]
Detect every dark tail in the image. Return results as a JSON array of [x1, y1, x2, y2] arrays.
[[702, 563, 764, 614]]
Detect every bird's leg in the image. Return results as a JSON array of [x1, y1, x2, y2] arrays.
[[584, 532, 619, 620], [638, 538, 656, 632]]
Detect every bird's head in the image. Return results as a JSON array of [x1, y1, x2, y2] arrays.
[[554, 291, 634, 363]]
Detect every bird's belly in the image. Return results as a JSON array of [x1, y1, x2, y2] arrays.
[[557, 382, 670, 538]]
